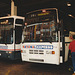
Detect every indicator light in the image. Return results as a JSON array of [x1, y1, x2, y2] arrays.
[[52, 51, 55, 54], [21, 50, 23, 53]]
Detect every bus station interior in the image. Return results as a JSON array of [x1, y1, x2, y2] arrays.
[[0, 0, 75, 31], [0, 0, 75, 75]]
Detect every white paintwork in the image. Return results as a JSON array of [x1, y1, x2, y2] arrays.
[[21, 42, 61, 65], [0, 16, 24, 58], [65, 43, 69, 62]]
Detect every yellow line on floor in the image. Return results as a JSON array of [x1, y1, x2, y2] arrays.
[[5, 70, 10, 75]]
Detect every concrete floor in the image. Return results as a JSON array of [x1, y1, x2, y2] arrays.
[[0, 58, 73, 75]]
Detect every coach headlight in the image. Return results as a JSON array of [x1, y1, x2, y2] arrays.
[[8, 51, 12, 54]]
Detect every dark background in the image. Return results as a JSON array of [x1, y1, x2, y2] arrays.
[[0, 0, 75, 17], [0, 0, 75, 31]]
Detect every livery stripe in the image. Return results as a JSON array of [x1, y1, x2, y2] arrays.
[[0, 49, 21, 51], [23, 45, 53, 49]]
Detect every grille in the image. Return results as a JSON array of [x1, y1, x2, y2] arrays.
[[29, 59, 44, 62], [29, 50, 44, 54]]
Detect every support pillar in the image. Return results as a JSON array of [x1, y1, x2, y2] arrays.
[[11, 0, 17, 16]]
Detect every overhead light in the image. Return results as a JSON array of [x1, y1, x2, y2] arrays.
[[67, 2, 71, 6], [68, 14, 72, 17], [68, 14, 75, 18]]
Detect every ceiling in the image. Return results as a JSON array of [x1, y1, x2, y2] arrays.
[[0, 0, 75, 17], [0, 0, 74, 31], [15, 0, 75, 17]]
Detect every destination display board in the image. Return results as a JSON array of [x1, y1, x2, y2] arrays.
[[25, 10, 56, 25]]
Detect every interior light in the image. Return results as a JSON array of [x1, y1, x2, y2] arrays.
[[25, 23, 27, 26], [42, 9, 46, 13]]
